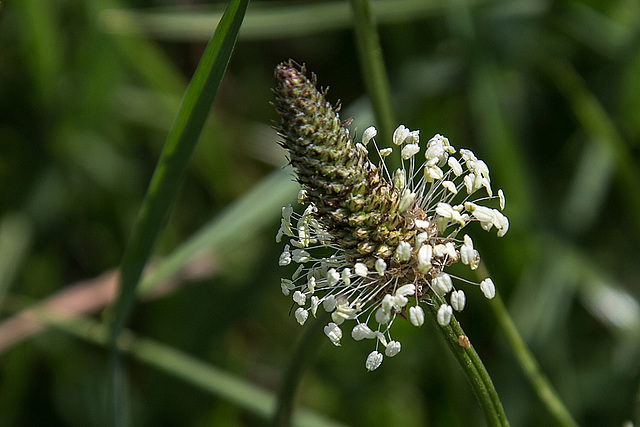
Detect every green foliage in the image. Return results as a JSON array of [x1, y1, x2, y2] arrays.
[[1, 0, 639, 426]]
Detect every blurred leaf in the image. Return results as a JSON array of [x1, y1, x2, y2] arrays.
[[38, 311, 347, 427], [98, 0, 491, 42]]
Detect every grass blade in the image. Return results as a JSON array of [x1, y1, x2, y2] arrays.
[[106, 0, 249, 424]]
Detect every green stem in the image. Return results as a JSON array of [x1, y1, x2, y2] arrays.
[[273, 311, 331, 427], [349, 0, 397, 149], [480, 270, 579, 427], [425, 302, 510, 427]]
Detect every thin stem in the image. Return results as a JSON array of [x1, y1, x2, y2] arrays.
[[425, 302, 510, 427], [273, 311, 330, 427], [479, 269, 579, 427], [349, 0, 397, 150]]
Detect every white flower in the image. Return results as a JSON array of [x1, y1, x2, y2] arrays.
[[401, 143, 420, 159], [295, 307, 308, 325], [480, 278, 496, 299], [341, 268, 351, 285], [380, 147, 393, 157], [332, 300, 357, 325], [442, 180, 458, 194], [326, 268, 340, 286], [375, 258, 387, 276], [375, 307, 391, 324], [460, 235, 480, 270], [276, 124, 509, 370], [310, 296, 319, 317], [409, 306, 425, 327], [494, 210, 509, 237], [432, 273, 453, 296], [293, 290, 306, 306], [291, 249, 310, 263], [385, 341, 401, 357], [498, 189, 505, 210], [365, 351, 384, 371], [279, 244, 292, 266], [393, 169, 406, 190], [323, 295, 337, 312], [307, 276, 316, 293], [352, 323, 376, 340], [448, 156, 463, 176], [280, 278, 294, 296], [362, 126, 377, 145], [396, 241, 412, 262], [451, 290, 466, 311], [398, 189, 416, 213], [354, 262, 368, 277], [324, 322, 342, 346], [424, 164, 444, 182], [437, 304, 453, 326], [393, 125, 411, 145]]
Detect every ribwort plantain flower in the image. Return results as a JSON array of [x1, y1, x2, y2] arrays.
[[273, 61, 508, 371]]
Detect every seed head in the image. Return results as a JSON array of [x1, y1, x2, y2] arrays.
[[273, 61, 508, 370]]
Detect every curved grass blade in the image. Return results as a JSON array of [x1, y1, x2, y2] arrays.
[[21, 304, 346, 427], [107, 0, 249, 424]]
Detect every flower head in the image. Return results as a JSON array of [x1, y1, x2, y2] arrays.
[[273, 61, 507, 370]]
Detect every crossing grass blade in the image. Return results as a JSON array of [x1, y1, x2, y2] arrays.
[[106, 1, 249, 424]]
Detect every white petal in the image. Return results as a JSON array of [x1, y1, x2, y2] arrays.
[[292, 249, 311, 263], [307, 276, 316, 293], [354, 262, 368, 277], [356, 142, 368, 154], [310, 296, 319, 317], [448, 156, 463, 176], [396, 241, 412, 262], [326, 268, 340, 286], [362, 126, 377, 145], [498, 189, 506, 210], [280, 278, 294, 296], [414, 219, 430, 229], [398, 190, 416, 213], [437, 304, 453, 326], [409, 306, 425, 327], [393, 168, 406, 190], [380, 147, 393, 157], [293, 290, 306, 306], [375, 258, 387, 276], [341, 268, 351, 286], [365, 351, 384, 371], [324, 322, 342, 346], [279, 248, 292, 266], [323, 295, 337, 312], [415, 232, 430, 247], [393, 125, 410, 145], [432, 273, 453, 296], [352, 323, 376, 341], [418, 244, 432, 273], [381, 294, 394, 313], [375, 307, 391, 324], [294, 308, 308, 325], [442, 180, 458, 194], [385, 341, 401, 357], [451, 290, 466, 311], [401, 143, 420, 159], [480, 278, 496, 299], [396, 284, 415, 297], [424, 164, 444, 182]]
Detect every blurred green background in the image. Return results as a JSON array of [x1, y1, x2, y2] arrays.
[[1, 0, 639, 425]]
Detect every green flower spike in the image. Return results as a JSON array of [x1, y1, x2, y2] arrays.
[[273, 61, 508, 371]]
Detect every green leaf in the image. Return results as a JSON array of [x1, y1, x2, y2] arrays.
[[106, 0, 249, 424]]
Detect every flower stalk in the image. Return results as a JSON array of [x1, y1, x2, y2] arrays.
[[273, 60, 510, 425], [273, 61, 508, 370]]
